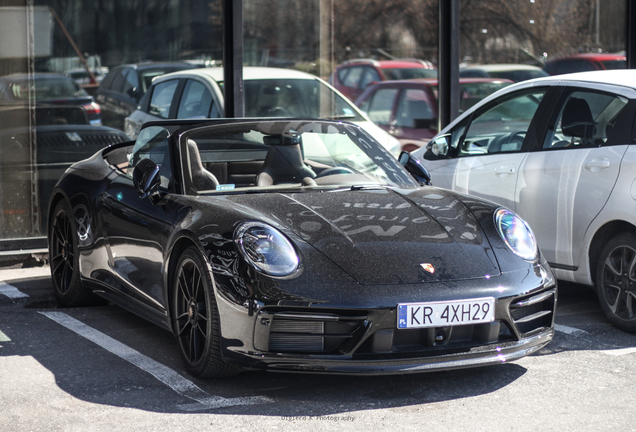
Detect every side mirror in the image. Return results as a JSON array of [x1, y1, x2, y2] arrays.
[[133, 158, 161, 201], [127, 86, 140, 100], [399, 151, 432, 186], [424, 134, 451, 160]]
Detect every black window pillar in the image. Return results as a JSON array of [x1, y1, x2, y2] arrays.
[[223, 0, 244, 117], [438, 0, 460, 130], [627, 0, 636, 68]]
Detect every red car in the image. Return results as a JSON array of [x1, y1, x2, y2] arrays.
[[543, 53, 626, 75], [329, 59, 437, 101], [355, 78, 513, 152]]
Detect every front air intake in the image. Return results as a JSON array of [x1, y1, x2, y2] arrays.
[[509, 288, 556, 335], [269, 320, 325, 351], [264, 312, 366, 353]]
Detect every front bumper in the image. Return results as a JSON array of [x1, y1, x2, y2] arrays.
[[217, 283, 556, 374], [245, 327, 554, 375], [212, 251, 557, 375]]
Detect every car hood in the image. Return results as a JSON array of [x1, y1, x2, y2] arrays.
[[219, 187, 500, 285]]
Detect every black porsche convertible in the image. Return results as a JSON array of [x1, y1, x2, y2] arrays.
[[47, 118, 556, 378]]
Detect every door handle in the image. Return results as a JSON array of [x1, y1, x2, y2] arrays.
[[584, 157, 611, 173], [494, 164, 516, 177]]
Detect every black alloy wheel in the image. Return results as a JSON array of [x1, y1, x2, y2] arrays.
[[49, 200, 98, 306], [596, 233, 636, 333], [172, 246, 239, 378]]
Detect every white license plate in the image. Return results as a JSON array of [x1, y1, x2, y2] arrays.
[[397, 297, 495, 329]]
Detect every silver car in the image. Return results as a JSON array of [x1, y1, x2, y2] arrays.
[[124, 66, 402, 156], [412, 70, 636, 332]]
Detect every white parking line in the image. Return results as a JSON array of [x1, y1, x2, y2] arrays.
[[39, 311, 272, 410], [601, 347, 636, 356], [0, 281, 29, 299], [554, 324, 589, 335]]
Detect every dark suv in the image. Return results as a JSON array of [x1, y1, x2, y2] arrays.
[[95, 62, 195, 131], [329, 59, 437, 101]]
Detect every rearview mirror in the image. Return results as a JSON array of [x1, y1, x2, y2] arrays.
[[399, 151, 432, 186]]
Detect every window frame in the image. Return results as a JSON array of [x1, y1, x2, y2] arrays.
[[540, 87, 636, 151], [449, 87, 552, 158]]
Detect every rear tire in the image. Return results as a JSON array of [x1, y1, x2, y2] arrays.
[[595, 233, 636, 333], [172, 246, 240, 378], [49, 200, 102, 306]]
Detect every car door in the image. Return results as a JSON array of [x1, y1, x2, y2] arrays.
[[423, 87, 550, 210], [125, 78, 182, 139], [118, 67, 141, 119], [98, 126, 184, 312], [516, 85, 636, 271], [175, 78, 221, 120], [339, 66, 367, 100], [96, 66, 130, 129], [358, 86, 399, 135], [391, 86, 437, 151], [359, 66, 382, 96]]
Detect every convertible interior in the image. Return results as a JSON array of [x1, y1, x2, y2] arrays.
[[104, 128, 392, 195]]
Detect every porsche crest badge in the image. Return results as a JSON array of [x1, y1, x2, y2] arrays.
[[420, 263, 435, 274]]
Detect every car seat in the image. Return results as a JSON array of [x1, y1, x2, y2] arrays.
[[561, 97, 596, 146], [256, 140, 316, 186], [187, 139, 219, 193]]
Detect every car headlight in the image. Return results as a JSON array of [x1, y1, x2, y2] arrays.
[[234, 222, 300, 276], [494, 208, 538, 261]]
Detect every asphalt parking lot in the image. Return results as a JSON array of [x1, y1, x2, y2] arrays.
[[2, 264, 636, 432]]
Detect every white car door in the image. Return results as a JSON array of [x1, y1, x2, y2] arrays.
[[422, 88, 548, 210], [516, 87, 633, 271]]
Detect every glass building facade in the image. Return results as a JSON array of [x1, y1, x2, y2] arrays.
[[0, 0, 630, 256]]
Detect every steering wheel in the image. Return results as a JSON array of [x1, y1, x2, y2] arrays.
[[506, 130, 526, 146], [315, 166, 356, 178]]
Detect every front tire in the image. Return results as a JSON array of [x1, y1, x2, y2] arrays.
[[49, 200, 100, 306], [596, 233, 636, 333], [172, 246, 240, 378]]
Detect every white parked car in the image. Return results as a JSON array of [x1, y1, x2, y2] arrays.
[[411, 70, 636, 332], [124, 66, 402, 155]]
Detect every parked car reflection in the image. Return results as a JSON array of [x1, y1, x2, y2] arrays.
[[95, 62, 196, 131], [329, 59, 437, 101], [355, 78, 513, 152], [543, 53, 626, 75], [124, 66, 402, 155], [0, 106, 129, 239], [460, 64, 548, 82], [0, 73, 102, 125]]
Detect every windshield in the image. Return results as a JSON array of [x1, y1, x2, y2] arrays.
[[181, 120, 417, 195], [600, 59, 626, 70], [382, 68, 438, 80], [488, 69, 548, 82], [219, 78, 364, 121]]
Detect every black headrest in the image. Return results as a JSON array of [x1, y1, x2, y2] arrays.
[[562, 97, 595, 138], [256, 143, 315, 186]]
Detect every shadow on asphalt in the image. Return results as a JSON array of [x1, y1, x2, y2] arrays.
[[1, 273, 634, 416]]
